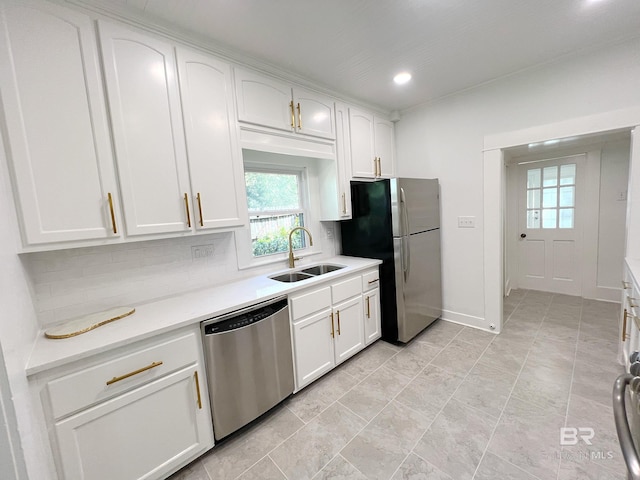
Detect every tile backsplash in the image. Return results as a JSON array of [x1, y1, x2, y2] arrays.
[[23, 226, 338, 328]]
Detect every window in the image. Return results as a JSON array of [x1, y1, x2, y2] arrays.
[[245, 167, 308, 257], [526, 163, 576, 229]]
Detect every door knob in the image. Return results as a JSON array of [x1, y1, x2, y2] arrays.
[[520, 233, 526, 238]]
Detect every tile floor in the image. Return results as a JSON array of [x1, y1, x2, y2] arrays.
[[169, 289, 626, 480]]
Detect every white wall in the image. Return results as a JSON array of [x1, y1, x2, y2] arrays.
[[396, 37, 640, 328], [0, 135, 53, 478], [598, 139, 631, 289]]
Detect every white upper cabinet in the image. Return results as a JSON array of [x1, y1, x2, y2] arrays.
[[0, 2, 121, 245], [234, 68, 335, 140], [374, 116, 395, 177], [98, 21, 193, 236], [292, 88, 335, 139], [176, 48, 248, 230], [349, 107, 395, 179]]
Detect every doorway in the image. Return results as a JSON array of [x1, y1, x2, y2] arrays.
[[504, 132, 630, 300], [482, 107, 640, 334]]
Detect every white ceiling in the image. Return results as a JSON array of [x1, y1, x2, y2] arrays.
[[75, 0, 640, 112]]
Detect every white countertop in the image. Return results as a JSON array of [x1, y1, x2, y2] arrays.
[[26, 256, 381, 376]]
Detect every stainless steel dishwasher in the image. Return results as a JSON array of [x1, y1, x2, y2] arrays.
[[201, 296, 294, 440]]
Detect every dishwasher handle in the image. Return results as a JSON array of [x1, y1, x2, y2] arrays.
[[613, 373, 640, 480], [202, 296, 288, 335]]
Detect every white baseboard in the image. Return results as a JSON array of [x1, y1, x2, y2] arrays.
[[587, 286, 621, 303], [440, 309, 498, 334]]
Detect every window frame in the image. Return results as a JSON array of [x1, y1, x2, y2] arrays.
[[235, 161, 320, 269]]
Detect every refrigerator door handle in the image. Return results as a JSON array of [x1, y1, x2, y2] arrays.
[[400, 188, 411, 280]]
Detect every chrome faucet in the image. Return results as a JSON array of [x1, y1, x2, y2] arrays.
[[288, 227, 313, 268]]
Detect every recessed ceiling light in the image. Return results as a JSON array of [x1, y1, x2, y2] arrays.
[[393, 72, 412, 85]]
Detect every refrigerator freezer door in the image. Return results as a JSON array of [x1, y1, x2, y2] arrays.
[[394, 229, 442, 342], [391, 178, 440, 236]]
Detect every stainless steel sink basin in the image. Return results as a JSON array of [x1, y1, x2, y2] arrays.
[[300, 264, 345, 276], [269, 264, 346, 283], [269, 272, 315, 283]]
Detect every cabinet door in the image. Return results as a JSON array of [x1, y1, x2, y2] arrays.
[[0, 3, 120, 244], [348, 107, 376, 178], [333, 297, 365, 365], [292, 308, 335, 391], [292, 88, 335, 140], [234, 68, 293, 132], [374, 116, 395, 178], [54, 366, 213, 480], [363, 288, 381, 345], [99, 22, 192, 236], [176, 48, 248, 230]]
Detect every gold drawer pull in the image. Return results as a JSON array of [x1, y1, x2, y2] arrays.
[[330, 312, 335, 338], [289, 101, 295, 128], [194, 370, 202, 409], [107, 192, 117, 234], [106, 361, 163, 386], [336, 310, 341, 335], [366, 296, 371, 318], [629, 296, 638, 308], [197, 192, 204, 227], [623, 280, 632, 290], [184, 193, 191, 228], [297, 102, 302, 129], [623, 309, 629, 342]]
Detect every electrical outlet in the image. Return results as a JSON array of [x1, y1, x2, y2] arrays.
[[458, 216, 476, 228], [326, 226, 334, 239], [192, 244, 214, 259]]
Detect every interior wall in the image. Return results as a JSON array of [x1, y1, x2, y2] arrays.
[[598, 139, 631, 289], [0, 133, 54, 478], [395, 37, 640, 328]]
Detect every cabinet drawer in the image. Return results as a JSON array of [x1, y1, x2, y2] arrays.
[[332, 275, 362, 304], [362, 269, 380, 291], [47, 331, 200, 419], [290, 286, 331, 321]]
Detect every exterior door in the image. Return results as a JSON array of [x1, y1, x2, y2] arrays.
[[517, 155, 585, 295]]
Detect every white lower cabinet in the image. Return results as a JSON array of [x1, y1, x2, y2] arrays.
[[41, 325, 213, 480], [363, 288, 381, 345], [292, 308, 335, 388], [290, 268, 380, 391], [333, 297, 364, 364]]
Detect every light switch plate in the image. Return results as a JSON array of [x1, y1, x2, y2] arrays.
[[458, 216, 476, 228]]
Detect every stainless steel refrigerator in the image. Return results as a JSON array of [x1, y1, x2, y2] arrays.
[[340, 178, 442, 343]]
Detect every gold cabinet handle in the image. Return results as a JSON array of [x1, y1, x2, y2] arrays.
[[290, 101, 295, 128], [368, 279, 379, 285], [623, 309, 629, 341], [373, 157, 378, 176], [629, 296, 638, 308], [336, 310, 341, 335], [194, 370, 203, 409], [184, 193, 191, 228], [296, 102, 302, 129], [366, 296, 371, 318], [623, 281, 632, 290], [342, 193, 347, 214], [330, 312, 335, 338], [377, 157, 382, 177], [196, 192, 204, 227], [106, 361, 163, 386], [107, 192, 117, 234]]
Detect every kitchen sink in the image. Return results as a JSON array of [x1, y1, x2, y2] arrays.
[[300, 264, 345, 276], [269, 264, 346, 283], [269, 272, 315, 283]]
